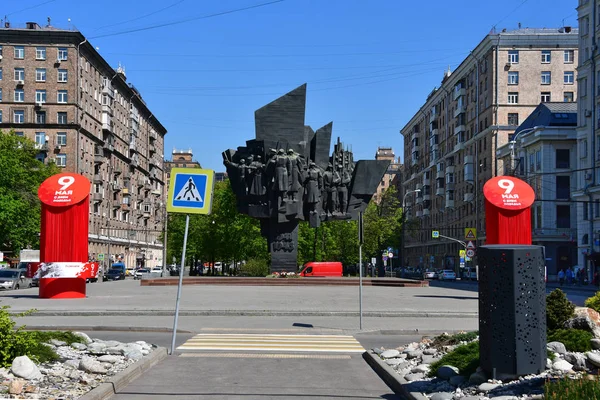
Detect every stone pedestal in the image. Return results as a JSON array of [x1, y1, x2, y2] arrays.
[[267, 220, 298, 273]]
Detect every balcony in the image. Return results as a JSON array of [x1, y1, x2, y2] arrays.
[[112, 199, 121, 209], [130, 111, 139, 122], [411, 158, 418, 167], [122, 187, 130, 195], [423, 209, 430, 216], [94, 152, 104, 164], [446, 182, 455, 191], [151, 189, 161, 196], [150, 130, 158, 141], [416, 196, 423, 205], [121, 203, 130, 211], [454, 142, 465, 152], [431, 128, 439, 137], [102, 120, 113, 132], [102, 85, 114, 97], [101, 104, 112, 115], [92, 192, 104, 202], [145, 181, 153, 190], [453, 106, 466, 119], [423, 192, 431, 201], [35, 143, 50, 152], [455, 124, 466, 134], [112, 182, 122, 192], [415, 210, 423, 218], [93, 173, 103, 183], [423, 174, 431, 186], [436, 170, 444, 180], [143, 211, 151, 219], [429, 111, 438, 123], [411, 131, 418, 142], [446, 165, 455, 174], [436, 187, 445, 196], [464, 193, 474, 202], [104, 141, 114, 152], [445, 198, 455, 209], [130, 158, 138, 168], [149, 142, 156, 154], [130, 128, 138, 137], [453, 87, 466, 101]]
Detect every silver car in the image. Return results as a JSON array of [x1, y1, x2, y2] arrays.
[[0, 269, 32, 290]]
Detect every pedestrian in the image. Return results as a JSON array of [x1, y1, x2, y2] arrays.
[[558, 269, 565, 286], [576, 269, 581, 286], [566, 268, 573, 285]]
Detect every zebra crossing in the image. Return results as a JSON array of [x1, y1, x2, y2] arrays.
[[177, 333, 365, 353]]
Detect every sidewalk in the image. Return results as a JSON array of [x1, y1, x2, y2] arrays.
[[546, 282, 600, 293]]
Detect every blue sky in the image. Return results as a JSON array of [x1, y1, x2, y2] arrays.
[[5, 0, 578, 170]]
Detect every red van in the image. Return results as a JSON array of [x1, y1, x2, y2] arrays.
[[298, 262, 342, 277]]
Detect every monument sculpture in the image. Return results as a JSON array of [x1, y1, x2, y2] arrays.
[[223, 84, 389, 272]]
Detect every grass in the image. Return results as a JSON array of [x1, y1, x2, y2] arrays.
[[545, 376, 600, 400], [431, 331, 479, 349], [24, 331, 85, 364], [548, 329, 593, 353], [428, 341, 480, 378]]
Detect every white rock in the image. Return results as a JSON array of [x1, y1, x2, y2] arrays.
[[124, 349, 143, 361], [547, 342, 567, 355], [71, 342, 87, 351], [11, 356, 42, 380], [591, 338, 600, 350], [385, 358, 404, 366], [586, 351, 600, 367], [79, 357, 108, 374], [97, 355, 121, 364], [478, 382, 500, 392], [552, 359, 573, 372], [380, 349, 400, 359], [412, 364, 430, 373], [73, 332, 93, 344], [141, 349, 150, 355]]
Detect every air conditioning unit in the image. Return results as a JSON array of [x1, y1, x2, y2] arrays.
[[586, 110, 592, 118], [16, 80, 24, 85], [56, 57, 61, 64], [0, 55, 3, 60], [55, 144, 61, 151], [35, 101, 43, 107], [585, 172, 593, 181]]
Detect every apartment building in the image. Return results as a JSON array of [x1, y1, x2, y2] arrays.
[[164, 148, 202, 194], [0, 22, 167, 269], [400, 27, 578, 271], [373, 147, 401, 203], [574, 0, 600, 281], [496, 102, 578, 278]]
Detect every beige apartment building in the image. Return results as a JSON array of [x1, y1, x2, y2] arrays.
[[400, 27, 578, 271], [0, 22, 167, 269], [164, 148, 202, 194], [373, 147, 402, 203]]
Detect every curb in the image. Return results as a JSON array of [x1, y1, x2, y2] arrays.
[[362, 350, 427, 400], [22, 326, 192, 333], [78, 346, 168, 400]]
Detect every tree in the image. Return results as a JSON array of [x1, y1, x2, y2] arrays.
[[362, 186, 403, 266], [0, 130, 59, 253]]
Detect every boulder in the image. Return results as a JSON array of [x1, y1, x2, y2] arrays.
[[421, 355, 437, 364], [430, 392, 454, 400], [586, 351, 600, 367], [552, 359, 573, 372], [592, 338, 600, 350], [73, 332, 93, 344], [79, 357, 108, 374], [71, 342, 87, 351], [437, 365, 459, 380], [547, 342, 567, 355], [404, 372, 425, 381], [97, 355, 121, 364], [124, 349, 144, 361], [384, 358, 404, 366], [86, 343, 107, 355], [564, 352, 588, 371], [380, 349, 400, 359], [564, 307, 600, 338], [8, 379, 25, 395], [423, 348, 437, 355], [449, 375, 467, 386], [48, 339, 67, 347], [11, 356, 42, 380], [406, 350, 423, 359], [478, 382, 500, 392], [411, 364, 430, 373]]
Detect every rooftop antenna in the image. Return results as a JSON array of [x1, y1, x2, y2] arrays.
[[518, 22, 521, 29], [47, 16, 51, 27], [68, 18, 71, 30]]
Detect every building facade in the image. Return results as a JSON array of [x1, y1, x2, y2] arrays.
[[496, 102, 578, 279], [400, 27, 578, 272], [164, 148, 202, 194], [373, 147, 401, 203], [0, 22, 167, 269], [575, 0, 600, 280]]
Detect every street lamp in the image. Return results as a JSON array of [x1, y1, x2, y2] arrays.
[[401, 189, 421, 269], [509, 126, 541, 175]]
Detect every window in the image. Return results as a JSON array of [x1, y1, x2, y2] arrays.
[[14, 131, 23, 137], [56, 154, 66, 167], [14, 89, 24, 102], [57, 132, 67, 146], [14, 46, 24, 59], [58, 69, 68, 83], [57, 112, 67, 124], [508, 50, 519, 64], [35, 90, 46, 103], [564, 92, 574, 102], [584, 202, 589, 221], [541, 50, 551, 63], [508, 71, 519, 85], [508, 113, 519, 126], [564, 50, 575, 63], [57, 48, 68, 61], [0, 88, 2, 102], [0, 67, 2, 80], [541, 71, 551, 85], [14, 68, 24, 81], [0, 110, 2, 123], [35, 132, 45, 145], [541, 92, 551, 102], [35, 47, 46, 60], [564, 71, 575, 84], [35, 68, 46, 82], [557, 205, 570, 228], [13, 110, 24, 123], [556, 149, 570, 168], [35, 111, 46, 124], [57, 90, 68, 103], [508, 92, 519, 104], [536, 150, 541, 170]]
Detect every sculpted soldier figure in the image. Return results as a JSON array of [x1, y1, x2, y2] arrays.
[[286, 149, 304, 203], [267, 149, 291, 206], [337, 164, 351, 214], [322, 163, 340, 216], [224, 156, 248, 196], [305, 162, 323, 214], [247, 155, 267, 204]]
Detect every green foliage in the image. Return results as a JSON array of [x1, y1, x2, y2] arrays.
[[547, 289, 576, 331], [584, 291, 600, 313], [545, 377, 600, 400], [297, 220, 359, 267], [548, 329, 593, 353], [428, 341, 480, 378], [239, 258, 270, 277], [363, 186, 403, 263], [0, 130, 59, 252], [432, 331, 479, 348], [547, 350, 557, 361], [27, 330, 85, 346]]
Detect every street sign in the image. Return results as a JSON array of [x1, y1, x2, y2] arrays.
[[432, 230, 439, 239], [459, 250, 466, 258], [388, 252, 394, 258], [383, 255, 388, 262], [466, 249, 476, 258], [483, 176, 535, 211], [466, 241, 476, 249], [38, 173, 91, 207], [465, 228, 477, 240], [98, 253, 104, 261], [371, 258, 376, 265], [167, 168, 215, 215]]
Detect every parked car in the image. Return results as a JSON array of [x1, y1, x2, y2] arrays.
[[464, 267, 478, 281], [151, 267, 164, 277], [103, 267, 126, 281], [438, 270, 457, 281], [134, 268, 150, 280], [0, 269, 32, 290], [423, 270, 436, 279]]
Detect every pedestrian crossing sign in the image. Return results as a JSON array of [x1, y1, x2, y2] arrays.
[[464, 228, 477, 240], [167, 168, 215, 215]]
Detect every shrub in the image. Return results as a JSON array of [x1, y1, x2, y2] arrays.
[[0, 305, 41, 367], [546, 289, 576, 331], [428, 341, 479, 378], [239, 258, 269, 277], [584, 291, 600, 314], [545, 376, 600, 400], [548, 329, 593, 353], [431, 331, 478, 348]]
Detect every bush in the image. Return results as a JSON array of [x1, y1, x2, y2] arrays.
[[547, 289, 576, 331], [545, 376, 600, 400], [0, 305, 41, 367], [548, 329, 593, 353], [428, 341, 479, 378], [239, 258, 269, 277], [432, 331, 479, 348], [584, 291, 600, 314]]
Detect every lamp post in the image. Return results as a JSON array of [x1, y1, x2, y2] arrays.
[[509, 126, 541, 175], [401, 189, 421, 269]]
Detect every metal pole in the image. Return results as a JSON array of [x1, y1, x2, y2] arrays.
[[358, 212, 363, 330], [162, 211, 168, 275], [170, 214, 189, 355]]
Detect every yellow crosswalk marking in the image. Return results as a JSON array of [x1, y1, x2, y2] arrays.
[[177, 334, 365, 353]]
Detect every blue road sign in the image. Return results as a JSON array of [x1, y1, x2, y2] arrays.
[[167, 168, 215, 215]]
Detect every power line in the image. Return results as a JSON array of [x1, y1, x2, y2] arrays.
[[92, 0, 186, 32], [88, 0, 286, 40], [491, 0, 531, 31], [6, 0, 58, 16]]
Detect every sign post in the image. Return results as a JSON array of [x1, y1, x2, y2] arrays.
[[358, 212, 364, 330], [167, 168, 215, 355]]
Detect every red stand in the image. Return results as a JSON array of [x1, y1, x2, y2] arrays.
[[483, 177, 535, 245], [37, 173, 91, 299]]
